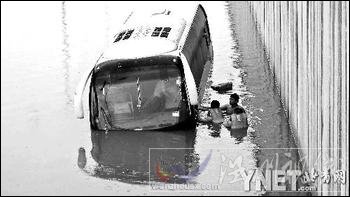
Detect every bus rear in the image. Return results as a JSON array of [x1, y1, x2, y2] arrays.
[[89, 56, 192, 131]]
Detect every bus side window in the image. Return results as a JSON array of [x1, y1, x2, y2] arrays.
[[200, 27, 209, 62], [199, 38, 206, 65], [182, 6, 210, 85], [203, 26, 210, 47]]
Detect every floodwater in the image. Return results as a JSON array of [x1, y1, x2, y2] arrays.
[[2, 1, 305, 195]]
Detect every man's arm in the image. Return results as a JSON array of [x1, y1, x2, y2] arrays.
[[238, 105, 246, 113], [220, 104, 229, 111], [198, 105, 210, 111]]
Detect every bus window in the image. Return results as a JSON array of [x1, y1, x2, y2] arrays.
[[91, 57, 188, 130]]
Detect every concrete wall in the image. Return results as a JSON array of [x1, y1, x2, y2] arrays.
[[247, 1, 349, 195]]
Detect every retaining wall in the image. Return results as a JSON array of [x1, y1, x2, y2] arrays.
[[248, 1, 349, 195]]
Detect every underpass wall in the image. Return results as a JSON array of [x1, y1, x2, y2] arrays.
[[247, 1, 349, 195]]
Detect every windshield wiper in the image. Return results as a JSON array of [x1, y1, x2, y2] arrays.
[[100, 107, 112, 131]]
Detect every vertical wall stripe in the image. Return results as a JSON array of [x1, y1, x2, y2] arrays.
[[248, 1, 349, 195]]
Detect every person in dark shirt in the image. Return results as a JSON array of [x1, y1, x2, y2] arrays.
[[199, 93, 248, 129], [220, 93, 246, 115], [221, 93, 248, 129]]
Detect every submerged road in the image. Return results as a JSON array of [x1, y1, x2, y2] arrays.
[[80, 1, 307, 195], [2, 1, 311, 195]]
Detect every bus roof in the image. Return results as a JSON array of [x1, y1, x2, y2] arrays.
[[97, 12, 188, 63]]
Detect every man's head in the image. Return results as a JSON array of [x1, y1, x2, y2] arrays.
[[230, 93, 239, 106], [211, 100, 220, 109]]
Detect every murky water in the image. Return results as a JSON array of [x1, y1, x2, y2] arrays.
[[2, 1, 304, 195]]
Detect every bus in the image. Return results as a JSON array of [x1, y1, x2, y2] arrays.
[[74, 4, 213, 131]]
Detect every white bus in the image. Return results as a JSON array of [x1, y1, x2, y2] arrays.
[[74, 4, 213, 131]]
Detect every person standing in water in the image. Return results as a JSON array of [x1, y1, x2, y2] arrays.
[[220, 93, 245, 115], [198, 100, 224, 137], [207, 100, 225, 124], [221, 93, 248, 129], [199, 100, 224, 124]]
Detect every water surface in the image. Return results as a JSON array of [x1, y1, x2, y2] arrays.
[[2, 1, 301, 195]]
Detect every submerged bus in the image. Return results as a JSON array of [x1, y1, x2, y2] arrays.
[[74, 4, 213, 131]]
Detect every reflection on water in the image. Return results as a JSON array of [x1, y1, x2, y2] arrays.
[[230, 127, 248, 143], [77, 147, 87, 169], [2, 1, 305, 195], [78, 129, 198, 184], [225, 0, 301, 167]]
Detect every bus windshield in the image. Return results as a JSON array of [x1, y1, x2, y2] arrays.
[[91, 57, 188, 130]]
